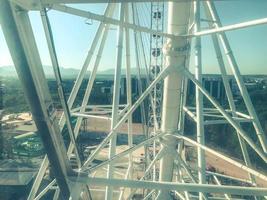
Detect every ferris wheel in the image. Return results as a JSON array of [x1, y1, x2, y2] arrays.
[[0, 0, 267, 199]]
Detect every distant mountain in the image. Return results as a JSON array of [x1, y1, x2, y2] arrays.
[[0, 66, 15, 77], [2, 66, 266, 80], [0, 65, 90, 79], [0, 65, 149, 80], [98, 68, 148, 75]]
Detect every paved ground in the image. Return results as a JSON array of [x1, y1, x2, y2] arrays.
[[85, 117, 146, 135], [87, 118, 267, 186], [3, 112, 266, 199], [205, 151, 267, 187]]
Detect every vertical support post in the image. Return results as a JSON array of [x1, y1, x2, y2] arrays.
[[194, 1, 206, 199], [28, 4, 115, 200], [105, 3, 125, 200], [203, 4, 256, 184], [149, 2, 165, 184], [117, 3, 132, 200], [131, 5, 150, 189], [0, 1, 71, 199], [158, 1, 191, 199], [125, 3, 133, 180], [40, 7, 81, 168], [70, 4, 116, 157], [205, 1, 267, 153]]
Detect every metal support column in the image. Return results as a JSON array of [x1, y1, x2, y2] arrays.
[[106, 3, 125, 200], [204, 0, 267, 153], [203, 4, 256, 185], [148, 1, 165, 184], [125, 2, 133, 180], [194, 1, 206, 200], [0, 1, 71, 199], [158, 1, 191, 199]]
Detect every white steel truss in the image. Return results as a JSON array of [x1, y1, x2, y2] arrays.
[[0, 0, 267, 200]]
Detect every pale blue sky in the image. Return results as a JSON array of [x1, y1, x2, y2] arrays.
[[0, 1, 267, 74]]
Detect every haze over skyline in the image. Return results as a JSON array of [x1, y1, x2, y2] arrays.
[[0, 1, 267, 75]]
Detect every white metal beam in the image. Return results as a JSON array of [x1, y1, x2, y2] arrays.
[[184, 69, 267, 163], [69, 176, 267, 196], [51, 4, 175, 39], [192, 17, 267, 37], [82, 63, 182, 168], [174, 134, 267, 182], [158, 1, 191, 199], [204, 0, 267, 153], [193, 3, 206, 199]]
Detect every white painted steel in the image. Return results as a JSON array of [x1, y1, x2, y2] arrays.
[[0, 2, 72, 198], [27, 5, 115, 199], [184, 69, 267, 163], [174, 134, 267, 182], [2, 0, 266, 199], [69, 176, 267, 196], [88, 133, 164, 173], [33, 180, 56, 200], [213, 175, 231, 200], [40, 8, 82, 168], [158, 1, 191, 199], [51, 4, 175, 39], [176, 155, 208, 200], [193, 2, 206, 200], [125, 2, 133, 180], [205, 12, 256, 182], [192, 17, 267, 37], [205, 1, 267, 153], [106, 4, 125, 198], [82, 64, 180, 169]]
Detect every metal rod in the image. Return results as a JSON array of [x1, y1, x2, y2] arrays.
[[206, 171, 251, 184], [127, 147, 166, 199], [204, 119, 252, 125], [16, 0, 228, 8], [33, 180, 57, 200], [158, 1, 191, 199], [131, 3, 150, 182], [87, 132, 165, 173], [143, 190, 156, 200], [28, 5, 114, 199], [68, 4, 115, 157], [174, 134, 267, 182], [63, 4, 114, 111], [51, 4, 175, 39], [40, 7, 82, 168], [82, 62, 180, 168], [119, 6, 133, 200], [184, 69, 267, 163], [106, 4, 125, 199], [69, 176, 267, 196], [175, 155, 208, 200], [28, 157, 49, 200], [71, 113, 111, 120], [203, 1, 258, 185], [192, 17, 267, 37], [125, 2, 133, 180], [213, 175, 231, 200], [204, 0, 267, 153], [0, 1, 71, 198], [117, 4, 134, 200], [193, 3, 206, 199]]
